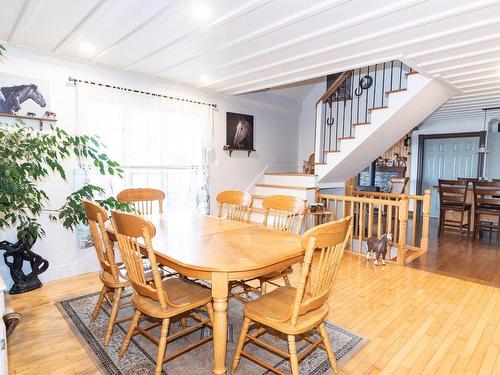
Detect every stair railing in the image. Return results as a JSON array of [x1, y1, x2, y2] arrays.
[[315, 61, 413, 164]]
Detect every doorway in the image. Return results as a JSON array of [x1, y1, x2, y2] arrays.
[[416, 132, 485, 218]]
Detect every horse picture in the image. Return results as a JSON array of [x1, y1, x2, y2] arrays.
[[0, 73, 49, 116], [226, 112, 254, 150]]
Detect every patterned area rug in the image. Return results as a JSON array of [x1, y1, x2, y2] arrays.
[[57, 288, 366, 374]]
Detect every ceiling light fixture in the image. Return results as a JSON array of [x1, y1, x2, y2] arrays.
[[191, 1, 211, 22], [79, 41, 95, 55]]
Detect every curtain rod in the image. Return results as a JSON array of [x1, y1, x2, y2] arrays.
[[68, 76, 217, 109]]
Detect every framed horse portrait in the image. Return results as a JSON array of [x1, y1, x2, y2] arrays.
[[0, 73, 50, 117], [226, 112, 254, 150]]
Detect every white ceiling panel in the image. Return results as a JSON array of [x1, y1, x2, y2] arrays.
[[2, 0, 500, 119]]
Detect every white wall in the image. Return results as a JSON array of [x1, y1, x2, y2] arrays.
[[297, 81, 325, 165], [0, 48, 300, 288]]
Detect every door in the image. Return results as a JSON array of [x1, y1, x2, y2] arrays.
[[422, 137, 479, 218]]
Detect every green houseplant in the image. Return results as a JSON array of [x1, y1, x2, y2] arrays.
[[0, 122, 130, 293]]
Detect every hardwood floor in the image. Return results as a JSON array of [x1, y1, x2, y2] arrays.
[[409, 218, 500, 287], [6, 253, 500, 374]]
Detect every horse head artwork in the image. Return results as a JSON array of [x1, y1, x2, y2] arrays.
[[233, 116, 252, 149], [366, 233, 393, 265], [0, 84, 47, 115]]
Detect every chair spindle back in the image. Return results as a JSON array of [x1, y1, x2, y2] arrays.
[[111, 210, 170, 310], [472, 180, 500, 209], [82, 199, 119, 280], [216, 190, 253, 222], [438, 179, 469, 207], [290, 217, 352, 326], [117, 188, 165, 215], [262, 195, 306, 234]]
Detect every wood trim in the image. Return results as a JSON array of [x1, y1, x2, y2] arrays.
[[353, 122, 371, 126], [255, 184, 317, 190], [264, 172, 317, 176], [338, 136, 355, 140], [368, 106, 388, 112], [385, 89, 407, 95], [405, 71, 419, 77], [416, 131, 486, 196]]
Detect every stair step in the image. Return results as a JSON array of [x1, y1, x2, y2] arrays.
[[252, 194, 266, 200], [325, 150, 341, 153], [405, 71, 419, 77], [338, 136, 355, 140], [255, 184, 317, 190], [353, 122, 371, 126], [264, 172, 317, 177], [385, 88, 407, 95], [368, 106, 388, 112]]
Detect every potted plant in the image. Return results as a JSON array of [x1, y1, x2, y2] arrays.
[[0, 122, 130, 293]]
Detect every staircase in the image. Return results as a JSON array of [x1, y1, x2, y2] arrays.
[[246, 60, 455, 211]]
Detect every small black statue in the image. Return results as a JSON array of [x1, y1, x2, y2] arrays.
[[0, 239, 49, 294]]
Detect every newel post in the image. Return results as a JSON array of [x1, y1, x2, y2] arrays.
[[397, 197, 409, 265], [421, 189, 432, 254]]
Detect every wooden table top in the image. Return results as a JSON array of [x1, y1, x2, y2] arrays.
[[108, 212, 304, 274]]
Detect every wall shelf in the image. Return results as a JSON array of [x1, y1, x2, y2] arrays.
[[0, 113, 57, 130], [223, 147, 255, 157]]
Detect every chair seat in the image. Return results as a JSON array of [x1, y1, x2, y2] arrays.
[[257, 266, 293, 282], [132, 278, 212, 319], [244, 286, 329, 335], [100, 269, 129, 288]]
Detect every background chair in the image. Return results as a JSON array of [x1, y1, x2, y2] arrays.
[[82, 199, 130, 346], [231, 217, 352, 375], [117, 188, 165, 215], [258, 195, 306, 294], [472, 180, 500, 243], [112, 210, 213, 375], [388, 177, 409, 194], [438, 179, 471, 239], [216, 190, 253, 222]]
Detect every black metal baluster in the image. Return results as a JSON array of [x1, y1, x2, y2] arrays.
[[390, 60, 394, 92], [381, 62, 386, 107], [322, 102, 327, 161], [328, 102, 333, 151], [372, 64, 377, 109], [399, 61, 403, 90], [335, 98, 339, 149], [365, 65, 370, 123], [356, 68, 361, 124], [350, 71, 354, 137]]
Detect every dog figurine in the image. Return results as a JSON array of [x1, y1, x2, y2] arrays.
[[26, 112, 36, 117], [44, 111, 56, 119], [366, 233, 393, 265]]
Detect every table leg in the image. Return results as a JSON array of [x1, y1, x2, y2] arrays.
[[212, 272, 229, 375]]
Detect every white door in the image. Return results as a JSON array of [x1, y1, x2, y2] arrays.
[[422, 137, 479, 218]]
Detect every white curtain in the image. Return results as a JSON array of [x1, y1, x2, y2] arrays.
[[75, 83, 214, 214]]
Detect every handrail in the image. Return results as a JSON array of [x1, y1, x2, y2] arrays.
[[317, 71, 352, 104]]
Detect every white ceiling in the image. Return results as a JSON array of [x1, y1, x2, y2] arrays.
[[1, 0, 500, 119]]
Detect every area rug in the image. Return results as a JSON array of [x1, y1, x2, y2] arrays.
[[57, 288, 365, 374]]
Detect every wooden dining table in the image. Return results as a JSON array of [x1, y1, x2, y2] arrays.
[[107, 212, 304, 375]]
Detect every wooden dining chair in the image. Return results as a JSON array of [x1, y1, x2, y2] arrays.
[[216, 190, 253, 223], [231, 217, 352, 375], [472, 180, 500, 243], [258, 195, 307, 293], [82, 199, 131, 346], [111, 210, 214, 375], [438, 179, 472, 239], [389, 177, 409, 194], [117, 188, 165, 215]]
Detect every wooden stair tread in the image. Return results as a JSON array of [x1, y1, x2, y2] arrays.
[[252, 194, 266, 200], [325, 150, 341, 153], [264, 172, 317, 177], [368, 106, 388, 112], [353, 122, 371, 126], [338, 136, 355, 140], [405, 71, 419, 77], [385, 88, 407, 95], [255, 184, 317, 190]]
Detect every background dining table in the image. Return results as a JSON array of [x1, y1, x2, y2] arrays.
[[107, 212, 304, 375]]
